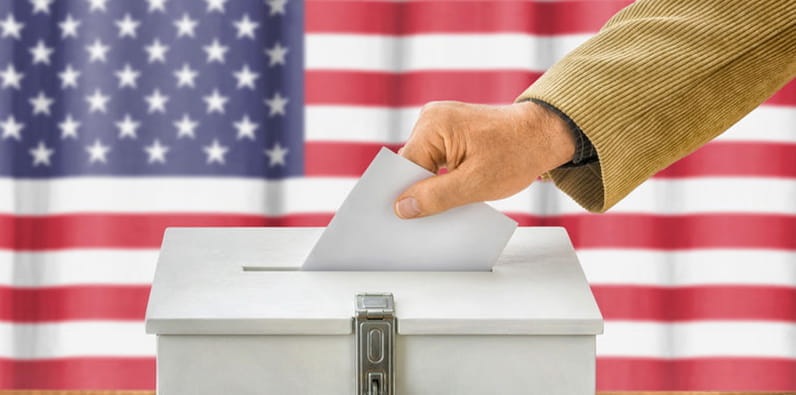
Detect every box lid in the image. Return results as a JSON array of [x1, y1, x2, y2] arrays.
[[145, 227, 603, 336]]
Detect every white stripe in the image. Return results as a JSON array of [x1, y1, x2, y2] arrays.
[[598, 321, 796, 358], [720, 105, 796, 143], [0, 322, 154, 359], [307, 106, 420, 143], [1, 321, 792, 359], [0, 177, 354, 216], [0, 250, 158, 287], [306, 105, 795, 144], [490, 177, 796, 215], [1, 177, 795, 216], [579, 249, 796, 287], [3, 249, 794, 288], [307, 34, 590, 71]]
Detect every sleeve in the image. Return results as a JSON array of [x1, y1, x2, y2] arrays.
[[516, 0, 796, 213]]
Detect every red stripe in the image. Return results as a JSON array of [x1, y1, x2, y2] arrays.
[[306, 70, 539, 106], [3, 285, 794, 323], [0, 357, 155, 390], [0, 286, 150, 322], [1, 357, 794, 390], [305, 142, 401, 176], [1, 213, 795, 251], [768, 81, 796, 107], [306, 0, 631, 35], [592, 285, 796, 322], [0, 213, 333, 250], [597, 357, 796, 391], [656, 142, 796, 179], [305, 141, 796, 178], [512, 213, 796, 250], [306, 71, 796, 107]]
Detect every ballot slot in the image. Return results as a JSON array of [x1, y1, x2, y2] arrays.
[[240, 265, 493, 273], [241, 265, 299, 272]]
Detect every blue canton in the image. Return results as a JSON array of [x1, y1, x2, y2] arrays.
[[0, 0, 304, 178]]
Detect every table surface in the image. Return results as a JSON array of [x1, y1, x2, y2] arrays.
[[0, 391, 794, 394]]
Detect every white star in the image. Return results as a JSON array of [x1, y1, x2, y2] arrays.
[[203, 38, 228, 63], [58, 64, 80, 89], [29, 141, 54, 166], [203, 139, 228, 164], [59, 14, 81, 39], [115, 64, 140, 89], [86, 89, 110, 113], [264, 142, 288, 167], [116, 114, 140, 139], [145, 39, 169, 63], [0, 115, 24, 140], [265, 92, 288, 116], [0, 64, 24, 90], [86, 39, 110, 63], [174, 114, 198, 138], [233, 115, 259, 140], [265, 42, 288, 66], [30, 0, 54, 14], [174, 63, 198, 88], [147, 0, 168, 12], [266, 0, 288, 15], [86, 0, 108, 13], [1, 14, 24, 39], [233, 14, 259, 39], [58, 114, 80, 139], [29, 40, 54, 65], [115, 14, 140, 38], [144, 139, 169, 164], [205, 0, 228, 13], [174, 13, 198, 38], [203, 89, 228, 114], [86, 139, 110, 163], [145, 89, 169, 113], [29, 91, 54, 116], [233, 64, 259, 90]]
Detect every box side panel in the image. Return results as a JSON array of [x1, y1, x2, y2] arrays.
[[157, 335, 353, 395], [156, 334, 596, 394], [398, 335, 595, 395]]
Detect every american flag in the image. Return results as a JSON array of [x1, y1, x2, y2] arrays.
[[1, 0, 794, 391]]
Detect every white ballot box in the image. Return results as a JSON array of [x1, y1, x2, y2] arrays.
[[145, 227, 603, 395]]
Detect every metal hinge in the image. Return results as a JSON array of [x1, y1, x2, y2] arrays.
[[355, 293, 395, 395]]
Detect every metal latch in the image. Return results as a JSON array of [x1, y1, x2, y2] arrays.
[[355, 293, 395, 395]]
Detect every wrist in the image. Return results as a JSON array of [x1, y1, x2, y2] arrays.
[[513, 101, 576, 172]]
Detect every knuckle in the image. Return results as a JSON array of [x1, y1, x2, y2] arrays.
[[418, 102, 441, 116], [419, 101, 459, 116]]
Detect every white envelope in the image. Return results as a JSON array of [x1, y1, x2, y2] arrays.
[[302, 147, 517, 271]]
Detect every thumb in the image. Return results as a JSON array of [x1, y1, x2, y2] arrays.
[[394, 169, 477, 219]]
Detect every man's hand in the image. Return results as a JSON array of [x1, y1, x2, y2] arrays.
[[394, 101, 576, 219]]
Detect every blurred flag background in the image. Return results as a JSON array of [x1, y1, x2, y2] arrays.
[[0, 0, 794, 392]]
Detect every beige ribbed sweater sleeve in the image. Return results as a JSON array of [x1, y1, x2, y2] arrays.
[[516, 0, 796, 213]]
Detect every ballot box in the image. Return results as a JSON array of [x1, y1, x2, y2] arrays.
[[145, 227, 603, 395]]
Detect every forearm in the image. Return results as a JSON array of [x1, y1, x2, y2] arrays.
[[518, 0, 796, 212]]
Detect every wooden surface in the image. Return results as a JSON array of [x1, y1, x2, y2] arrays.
[[0, 392, 794, 395]]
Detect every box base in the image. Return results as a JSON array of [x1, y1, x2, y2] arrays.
[[157, 334, 595, 394]]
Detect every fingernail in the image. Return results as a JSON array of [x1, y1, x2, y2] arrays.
[[395, 197, 420, 219]]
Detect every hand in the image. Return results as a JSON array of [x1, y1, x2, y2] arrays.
[[394, 100, 576, 219]]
